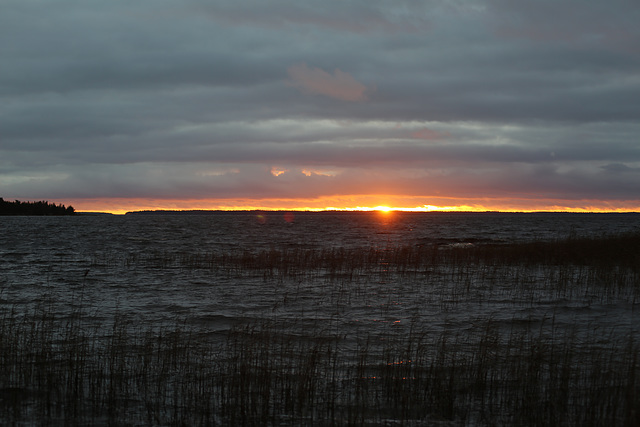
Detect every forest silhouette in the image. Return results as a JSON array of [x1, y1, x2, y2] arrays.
[[0, 198, 75, 215]]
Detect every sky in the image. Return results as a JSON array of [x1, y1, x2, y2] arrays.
[[2, 0, 640, 214]]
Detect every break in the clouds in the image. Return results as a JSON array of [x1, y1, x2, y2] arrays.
[[1, 0, 640, 212]]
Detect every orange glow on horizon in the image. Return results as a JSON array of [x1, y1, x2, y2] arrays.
[[373, 206, 392, 212], [60, 195, 640, 215]]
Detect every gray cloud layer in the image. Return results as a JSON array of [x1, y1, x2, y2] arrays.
[[2, 0, 639, 209]]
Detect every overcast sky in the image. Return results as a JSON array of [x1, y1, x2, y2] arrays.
[[2, 0, 639, 212]]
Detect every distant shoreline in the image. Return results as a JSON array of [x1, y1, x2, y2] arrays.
[[122, 209, 639, 216]]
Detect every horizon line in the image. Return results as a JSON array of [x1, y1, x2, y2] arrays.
[[78, 208, 640, 215]]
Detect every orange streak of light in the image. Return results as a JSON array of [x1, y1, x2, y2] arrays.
[[54, 196, 640, 215]]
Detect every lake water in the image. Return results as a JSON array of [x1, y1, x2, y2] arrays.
[[1, 212, 639, 425], [1, 212, 639, 333]]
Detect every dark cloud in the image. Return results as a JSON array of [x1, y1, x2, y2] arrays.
[[1, 0, 639, 210]]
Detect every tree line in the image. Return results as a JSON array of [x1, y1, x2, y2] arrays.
[[0, 198, 75, 215]]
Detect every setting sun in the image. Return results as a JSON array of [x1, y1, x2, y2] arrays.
[[374, 206, 393, 213]]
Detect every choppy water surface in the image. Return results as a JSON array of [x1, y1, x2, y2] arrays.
[[1, 212, 639, 336], [1, 212, 640, 424]]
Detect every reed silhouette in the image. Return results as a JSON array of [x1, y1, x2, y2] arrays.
[[1, 232, 639, 425]]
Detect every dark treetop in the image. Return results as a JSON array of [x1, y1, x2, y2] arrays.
[[0, 198, 75, 216]]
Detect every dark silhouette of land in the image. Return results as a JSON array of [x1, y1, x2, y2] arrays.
[[0, 197, 75, 215]]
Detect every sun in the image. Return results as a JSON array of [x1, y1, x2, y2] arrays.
[[374, 205, 392, 213]]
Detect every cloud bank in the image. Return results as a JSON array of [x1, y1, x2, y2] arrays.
[[1, 0, 639, 212]]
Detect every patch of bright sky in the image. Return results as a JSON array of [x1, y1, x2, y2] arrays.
[[301, 169, 338, 177], [270, 167, 287, 177], [165, 118, 546, 154]]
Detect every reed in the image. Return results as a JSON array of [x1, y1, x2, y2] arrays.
[[2, 232, 639, 425], [2, 307, 637, 425], [93, 232, 640, 281]]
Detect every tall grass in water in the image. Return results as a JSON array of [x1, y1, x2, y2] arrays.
[[1, 232, 639, 425], [105, 231, 640, 276], [1, 309, 637, 425]]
